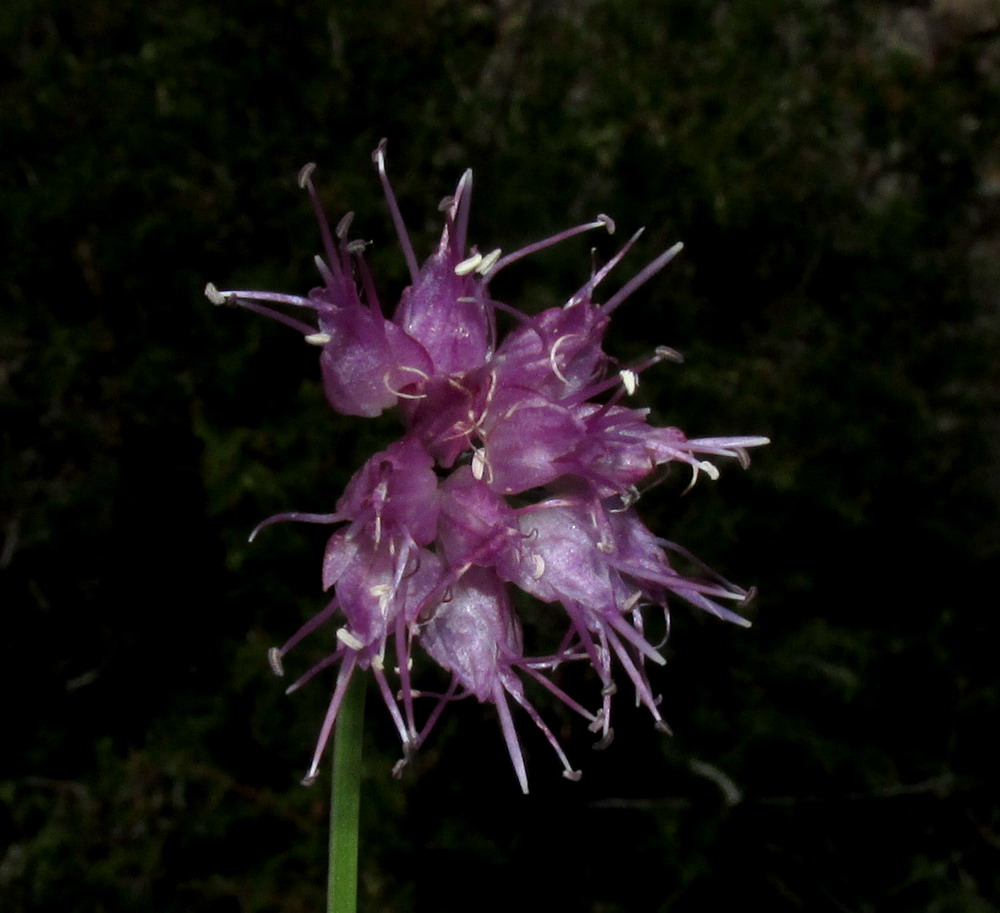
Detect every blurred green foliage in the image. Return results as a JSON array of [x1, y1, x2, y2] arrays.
[[3, 1, 999, 911]]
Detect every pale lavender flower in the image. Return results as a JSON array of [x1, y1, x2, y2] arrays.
[[209, 141, 768, 792]]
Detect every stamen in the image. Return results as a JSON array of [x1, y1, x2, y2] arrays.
[[313, 255, 335, 286], [268, 647, 284, 676], [471, 447, 491, 482], [336, 628, 364, 651], [372, 138, 419, 282], [204, 282, 230, 306], [384, 371, 429, 400], [297, 162, 345, 287], [619, 369, 638, 395], [297, 162, 317, 188], [335, 211, 355, 240], [347, 239, 368, 255], [454, 253, 483, 276], [601, 242, 684, 314], [476, 248, 502, 274], [655, 345, 684, 363], [549, 333, 582, 384], [305, 332, 331, 346], [482, 215, 620, 282]]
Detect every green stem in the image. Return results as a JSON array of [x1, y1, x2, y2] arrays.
[[327, 673, 367, 913]]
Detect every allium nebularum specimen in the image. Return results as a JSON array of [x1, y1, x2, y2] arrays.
[[208, 141, 768, 793]]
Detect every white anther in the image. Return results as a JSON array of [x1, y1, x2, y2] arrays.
[[347, 239, 367, 254], [622, 591, 643, 612], [371, 653, 385, 672], [562, 769, 583, 782], [597, 541, 614, 554], [204, 282, 229, 305], [304, 332, 331, 346], [454, 253, 483, 276], [619, 369, 638, 395], [471, 447, 488, 481], [476, 248, 502, 274], [655, 345, 684, 363], [267, 647, 284, 677], [596, 213, 616, 234], [529, 554, 546, 580], [297, 162, 317, 188], [697, 460, 720, 481], [335, 212, 355, 240], [336, 628, 364, 651]]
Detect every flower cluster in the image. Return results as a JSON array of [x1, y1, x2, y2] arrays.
[[208, 141, 768, 792]]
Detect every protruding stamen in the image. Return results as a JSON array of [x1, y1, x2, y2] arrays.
[[347, 239, 367, 255], [562, 769, 583, 782], [476, 248, 502, 274], [596, 213, 616, 234], [268, 647, 284, 677], [619, 369, 638, 395], [297, 162, 317, 189], [454, 252, 483, 276], [602, 242, 684, 314], [335, 211, 355, 240], [482, 215, 621, 281], [204, 282, 230, 306], [314, 255, 335, 286], [372, 138, 419, 282], [336, 628, 364, 651], [305, 332, 331, 346], [655, 345, 684, 363], [593, 729, 615, 750]]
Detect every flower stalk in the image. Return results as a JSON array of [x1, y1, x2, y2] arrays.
[[328, 673, 366, 913]]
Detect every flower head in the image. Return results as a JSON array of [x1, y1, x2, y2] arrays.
[[210, 141, 768, 792]]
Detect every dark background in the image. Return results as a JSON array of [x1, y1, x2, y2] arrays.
[[4, 1, 999, 910]]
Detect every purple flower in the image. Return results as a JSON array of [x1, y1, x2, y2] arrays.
[[209, 141, 768, 792]]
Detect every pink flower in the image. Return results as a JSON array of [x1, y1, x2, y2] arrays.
[[210, 141, 768, 792]]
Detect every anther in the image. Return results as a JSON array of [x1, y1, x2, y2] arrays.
[[697, 460, 721, 481], [204, 282, 230, 306], [655, 345, 684, 363], [593, 729, 615, 750], [562, 769, 583, 782], [454, 253, 483, 276], [654, 720, 674, 736], [347, 239, 367, 255], [596, 213, 616, 235], [336, 628, 364, 651], [476, 248, 502, 274], [619, 369, 638, 395], [335, 212, 355, 240], [602, 682, 618, 696], [305, 332, 331, 346], [529, 554, 546, 580], [267, 647, 284, 677], [297, 162, 317, 189], [438, 194, 455, 212]]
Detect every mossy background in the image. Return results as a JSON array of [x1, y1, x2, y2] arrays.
[[3, 1, 999, 910]]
